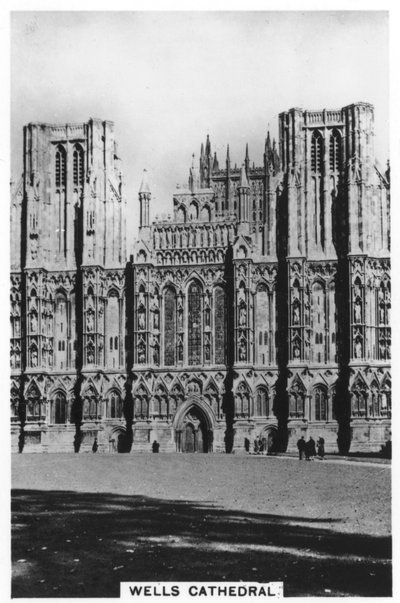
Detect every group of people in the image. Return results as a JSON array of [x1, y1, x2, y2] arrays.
[[244, 436, 266, 454], [297, 435, 325, 460]]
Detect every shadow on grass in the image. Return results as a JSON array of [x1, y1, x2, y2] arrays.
[[12, 489, 391, 598]]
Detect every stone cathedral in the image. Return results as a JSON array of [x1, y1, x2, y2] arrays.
[[10, 103, 391, 454]]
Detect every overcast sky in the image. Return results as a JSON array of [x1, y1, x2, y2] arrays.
[[11, 11, 389, 252]]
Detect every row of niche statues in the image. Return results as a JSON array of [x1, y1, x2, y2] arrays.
[[156, 249, 226, 266], [153, 224, 235, 249]]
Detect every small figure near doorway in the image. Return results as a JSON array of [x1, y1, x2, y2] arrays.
[[92, 437, 98, 453], [297, 435, 306, 460], [258, 436, 264, 454], [152, 440, 160, 453], [253, 438, 259, 454], [317, 436, 325, 459], [306, 436, 316, 460], [244, 437, 250, 453]]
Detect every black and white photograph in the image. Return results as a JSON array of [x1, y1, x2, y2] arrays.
[[8, 7, 392, 599]]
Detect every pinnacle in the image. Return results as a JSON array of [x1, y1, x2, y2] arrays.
[[139, 169, 151, 194]]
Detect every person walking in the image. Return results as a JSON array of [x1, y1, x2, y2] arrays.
[[307, 436, 316, 460], [297, 435, 306, 460], [317, 436, 325, 459]]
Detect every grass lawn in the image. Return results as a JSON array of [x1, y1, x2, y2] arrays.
[[12, 453, 391, 597]]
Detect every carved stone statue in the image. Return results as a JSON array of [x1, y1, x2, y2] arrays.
[[87, 312, 94, 332], [354, 301, 362, 323], [138, 309, 146, 330], [30, 313, 38, 333], [239, 342, 247, 361]]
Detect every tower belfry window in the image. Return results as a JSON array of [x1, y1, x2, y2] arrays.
[[73, 145, 84, 186], [55, 146, 66, 188], [329, 130, 341, 172], [311, 132, 323, 174]]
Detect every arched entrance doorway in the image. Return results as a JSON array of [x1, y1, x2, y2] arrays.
[[109, 427, 127, 453], [182, 407, 208, 453], [174, 402, 213, 453], [261, 426, 277, 453]]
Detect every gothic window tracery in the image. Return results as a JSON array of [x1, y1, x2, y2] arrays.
[[73, 144, 84, 187], [107, 391, 123, 419], [26, 385, 42, 421], [255, 387, 269, 417], [55, 145, 66, 189], [314, 387, 327, 421], [311, 282, 325, 363], [134, 388, 149, 419], [311, 131, 323, 174], [83, 391, 98, 420], [55, 292, 68, 369], [154, 386, 168, 418], [256, 284, 269, 365], [107, 291, 120, 368], [351, 380, 367, 417], [289, 382, 305, 418], [164, 287, 176, 366], [188, 281, 202, 365], [214, 286, 226, 365], [52, 391, 67, 424], [235, 383, 250, 418], [329, 129, 342, 172]]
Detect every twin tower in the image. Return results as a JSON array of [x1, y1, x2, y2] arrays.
[[10, 104, 391, 454]]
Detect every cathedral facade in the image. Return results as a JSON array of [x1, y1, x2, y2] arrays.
[[10, 103, 391, 454]]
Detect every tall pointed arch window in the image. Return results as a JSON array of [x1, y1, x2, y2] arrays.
[[314, 387, 327, 421], [107, 391, 123, 419], [188, 281, 202, 365], [255, 387, 269, 417], [311, 131, 323, 174], [311, 282, 325, 363], [52, 391, 67, 424], [329, 130, 342, 172], [214, 286, 226, 364], [55, 292, 68, 369], [164, 287, 176, 366], [256, 284, 269, 365], [55, 145, 66, 188], [106, 291, 120, 368], [73, 144, 84, 187]]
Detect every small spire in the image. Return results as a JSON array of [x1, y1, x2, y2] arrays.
[[226, 144, 230, 163], [272, 139, 280, 172], [139, 169, 151, 194], [213, 152, 219, 171], [266, 131, 271, 152], [245, 143, 250, 174], [205, 134, 211, 156], [200, 143, 204, 159]]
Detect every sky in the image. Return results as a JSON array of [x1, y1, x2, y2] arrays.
[[10, 11, 389, 252]]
